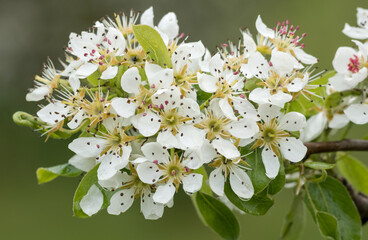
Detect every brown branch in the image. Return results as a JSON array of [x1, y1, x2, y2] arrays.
[[304, 139, 368, 160], [303, 139, 368, 225], [341, 178, 368, 225]]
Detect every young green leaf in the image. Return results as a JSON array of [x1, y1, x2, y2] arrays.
[[195, 192, 240, 240], [316, 211, 340, 240], [304, 176, 361, 240], [132, 25, 172, 68], [191, 166, 211, 226], [304, 160, 335, 170], [337, 154, 368, 196], [224, 182, 274, 216], [87, 70, 101, 87], [36, 163, 83, 184], [280, 193, 306, 240]]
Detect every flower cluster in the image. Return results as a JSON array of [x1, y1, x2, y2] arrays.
[[301, 7, 368, 141], [18, 8, 328, 220]]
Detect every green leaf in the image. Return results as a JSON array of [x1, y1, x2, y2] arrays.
[[280, 193, 306, 240], [36, 163, 83, 184], [133, 25, 172, 68], [337, 154, 368, 196], [87, 70, 101, 87], [268, 158, 286, 195], [225, 182, 274, 216], [73, 164, 101, 218], [304, 176, 361, 240], [195, 192, 239, 240], [304, 160, 335, 170], [316, 211, 340, 240], [191, 167, 211, 226], [245, 148, 271, 194]]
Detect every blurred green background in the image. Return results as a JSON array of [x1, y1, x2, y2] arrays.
[[2, 0, 368, 239]]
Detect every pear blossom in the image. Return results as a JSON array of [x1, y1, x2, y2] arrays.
[[329, 40, 368, 91], [344, 101, 368, 125], [343, 7, 368, 39], [250, 104, 307, 179], [136, 142, 204, 204], [140, 7, 180, 43], [26, 59, 61, 102], [255, 15, 317, 65], [208, 153, 254, 199], [197, 53, 255, 119], [68, 118, 136, 181], [105, 165, 166, 220]]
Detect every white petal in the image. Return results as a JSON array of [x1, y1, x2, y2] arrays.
[[228, 118, 259, 139], [261, 147, 280, 179], [136, 162, 163, 184], [120, 67, 141, 94], [212, 138, 240, 160], [249, 88, 271, 105], [293, 48, 318, 65], [329, 73, 354, 91], [247, 51, 270, 79], [104, 27, 126, 55], [140, 6, 154, 26], [268, 91, 292, 107], [151, 86, 181, 110], [141, 189, 164, 220], [301, 112, 327, 142], [98, 152, 130, 181], [344, 104, 368, 124], [332, 47, 356, 73], [233, 98, 258, 119], [257, 103, 282, 121], [100, 66, 118, 80], [98, 171, 130, 190], [178, 98, 201, 118], [75, 63, 98, 78], [131, 111, 161, 137], [270, 50, 298, 75], [153, 182, 176, 204], [37, 102, 69, 124], [278, 112, 306, 131], [287, 76, 307, 92], [182, 150, 203, 169], [197, 73, 218, 93], [68, 137, 106, 158], [182, 173, 203, 194], [328, 113, 350, 129], [177, 125, 206, 149], [26, 85, 50, 102], [148, 68, 173, 89], [111, 98, 137, 118], [158, 12, 179, 39], [80, 184, 103, 216], [141, 142, 170, 163], [209, 53, 225, 76], [157, 130, 180, 149], [68, 155, 96, 172], [107, 188, 135, 215], [279, 137, 307, 163], [242, 31, 257, 57], [219, 97, 237, 120], [342, 23, 368, 39], [230, 167, 254, 199], [209, 168, 225, 196], [69, 74, 81, 92], [67, 110, 86, 129], [256, 15, 275, 39]]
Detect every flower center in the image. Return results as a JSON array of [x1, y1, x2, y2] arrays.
[[348, 55, 361, 73], [263, 128, 276, 143]]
